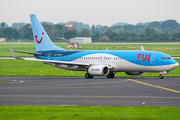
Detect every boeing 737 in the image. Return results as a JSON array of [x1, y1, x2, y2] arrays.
[[7, 14, 179, 79]]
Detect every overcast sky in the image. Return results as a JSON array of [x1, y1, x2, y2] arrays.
[[1, 0, 180, 27]]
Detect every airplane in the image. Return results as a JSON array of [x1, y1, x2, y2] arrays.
[[7, 14, 179, 79]]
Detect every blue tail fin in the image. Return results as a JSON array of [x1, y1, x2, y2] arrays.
[[30, 14, 65, 52]]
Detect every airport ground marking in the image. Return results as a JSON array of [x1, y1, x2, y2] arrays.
[[47, 79, 130, 87], [0, 79, 130, 90], [0, 95, 180, 99], [129, 79, 180, 94]]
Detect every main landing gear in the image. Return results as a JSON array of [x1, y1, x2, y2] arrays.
[[85, 72, 115, 79], [159, 74, 164, 79], [106, 72, 115, 78], [85, 73, 93, 79]]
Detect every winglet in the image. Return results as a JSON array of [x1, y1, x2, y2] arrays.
[[8, 45, 22, 59], [141, 45, 144, 51]]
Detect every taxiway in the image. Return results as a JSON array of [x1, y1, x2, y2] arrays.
[[0, 77, 180, 106]]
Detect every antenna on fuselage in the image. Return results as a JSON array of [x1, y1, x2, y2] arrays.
[[141, 45, 144, 51]]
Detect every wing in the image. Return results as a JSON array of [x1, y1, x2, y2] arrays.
[[24, 58, 90, 66]]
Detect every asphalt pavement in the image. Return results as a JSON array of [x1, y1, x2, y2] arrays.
[[0, 77, 180, 106]]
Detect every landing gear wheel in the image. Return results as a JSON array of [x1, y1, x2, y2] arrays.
[[85, 73, 93, 79], [107, 73, 111, 78], [110, 72, 115, 78], [106, 72, 115, 78], [159, 74, 164, 79]]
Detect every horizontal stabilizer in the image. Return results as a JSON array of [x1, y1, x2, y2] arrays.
[[8, 45, 22, 59], [4, 48, 42, 55]]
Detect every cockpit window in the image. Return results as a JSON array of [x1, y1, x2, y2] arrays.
[[161, 57, 173, 60]]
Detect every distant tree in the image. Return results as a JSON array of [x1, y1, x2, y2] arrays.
[[94, 28, 101, 35], [104, 28, 114, 37], [99, 26, 108, 33], [41, 21, 54, 25], [92, 33, 100, 40], [148, 21, 161, 28], [78, 29, 91, 37], [123, 25, 135, 31], [161, 20, 179, 29], [12, 22, 26, 30], [111, 22, 129, 27], [166, 27, 180, 36], [91, 25, 95, 34], [109, 32, 118, 40], [1, 22, 5, 28], [54, 24, 64, 38], [42, 23, 59, 40], [18, 24, 33, 39], [172, 32, 180, 41], [133, 28, 144, 34], [115, 27, 126, 36], [95, 25, 102, 28], [3, 27, 19, 39], [158, 33, 170, 41], [0, 28, 3, 37], [145, 27, 158, 37], [64, 30, 77, 39]]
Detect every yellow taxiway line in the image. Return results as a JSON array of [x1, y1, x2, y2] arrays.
[[129, 79, 180, 94]]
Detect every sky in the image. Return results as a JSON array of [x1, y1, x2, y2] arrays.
[[1, 0, 180, 27]]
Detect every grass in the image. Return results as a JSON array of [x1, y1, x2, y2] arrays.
[[0, 82, 8, 84], [0, 59, 179, 77], [0, 43, 180, 57], [0, 106, 179, 120]]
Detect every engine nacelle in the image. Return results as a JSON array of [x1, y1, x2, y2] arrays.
[[88, 65, 109, 76], [125, 72, 145, 75]]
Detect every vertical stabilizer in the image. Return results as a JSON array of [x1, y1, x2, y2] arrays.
[[30, 14, 65, 51]]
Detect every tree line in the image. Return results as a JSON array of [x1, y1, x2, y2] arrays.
[[0, 19, 180, 42]]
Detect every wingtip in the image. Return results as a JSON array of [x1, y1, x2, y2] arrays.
[[141, 45, 144, 51]]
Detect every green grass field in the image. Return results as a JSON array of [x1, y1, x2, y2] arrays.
[[0, 82, 8, 84], [0, 59, 179, 77], [0, 106, 179, 120], [0, 43, 180, 57]]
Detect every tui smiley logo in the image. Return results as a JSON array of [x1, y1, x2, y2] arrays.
[[35, 32, 44, 44]]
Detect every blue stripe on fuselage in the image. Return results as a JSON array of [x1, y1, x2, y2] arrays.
[[34, 50, 178, 66]]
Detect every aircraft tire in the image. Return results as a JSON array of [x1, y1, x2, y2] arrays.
[[111, 73, 115, 78], [106, 72, 114, 78], [106, 73, 111, 78], [85, 73, 93, 79]]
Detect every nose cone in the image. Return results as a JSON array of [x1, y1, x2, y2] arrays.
[[171, 60, 179, 69], [175, 62, 179, 68], [167, 60, 179, 71]]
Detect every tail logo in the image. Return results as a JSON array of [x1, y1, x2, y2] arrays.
[[35, 32, 44, 44]]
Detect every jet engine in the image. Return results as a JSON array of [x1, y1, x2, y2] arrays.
[[125, 72, 145, 75], [88, 65, 109, 76]]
